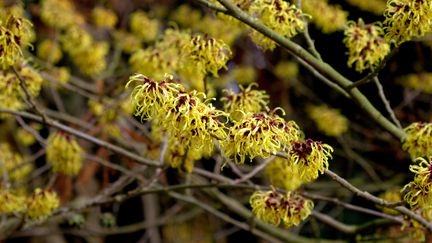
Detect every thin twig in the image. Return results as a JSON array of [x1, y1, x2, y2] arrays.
[[234, 156, 275, 184], [373, 77, 402, 129], [0, 108, 161, 167]]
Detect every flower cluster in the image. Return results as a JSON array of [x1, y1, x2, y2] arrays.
[[60, 25, 108, 77], [185, 35, 232, 77], [0, 143, 33, 183], [384, 0, 432, 44], [344, 19, 390, 72], [37, 39, 63, 65], [46, 132, 84, 176], [26, 188, 60, 220], [221, 84, 269, 121], [127, 74, 227, 171], [402, 157, 432, 209], [40, 0, 84, 29], [0, 67, 44, 117], [398, 73, 432, 94], [250, 190, 314, 227], [288, 139, 333, 182], [0, 189, 27, 214], [402, 122, 432, 159], [248, 0, 306, 50], [302, 0, 348, 33], [129, 11, 160, 43], [307, 105, 348, 137], [265, 157, 307, 191], [221, 111, 302, 165], [0, 15, 33, 70], [92, 7, 118, 29], [0, 188, 60, 220], [378, 189, 401, 215]]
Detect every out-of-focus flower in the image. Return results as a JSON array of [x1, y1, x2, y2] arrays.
[[344, 19, 390, 72], [378, 189, 401, 215], [37, 39, 63, 64], [26, 188, 60, 220], [40, 0, 84, 29], [398, 73, 432, 94], [265, 157, 307, 191], [250, 190, 314, 227], [273, 61, 298, 80], [346, 0, 387, 15], [0, 143, 33, 182], [0, 189, 26, 214], [402, 122, 432, 159], [46, 131, 83, 176], [129, 11, 160, 42], [302, 0, 348, 33], [92, 7, 118, 29], [307, 105, 348, 137], [232, 65, 257, 85]]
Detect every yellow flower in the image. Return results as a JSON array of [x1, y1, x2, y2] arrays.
[[250, 190, 314, 227], [265, 157, 307, 191], [221, 83, 269, 121], [409, 157, 432, 191], [170, 4, 202, 28], [402, 180, 431, 209], [307, 105, 348, 137], [288, 139, 333, 182], [402, 122, 432, 159], [129, 11, 160, 42], [221, 111, 302, 165], [248, 0, 306, 50], [127, 74, 180, 120], [113, 30, 142, 54], [398, 73, 432, 94], [302, 0, 348, 33], [129, 48, 175, 81], [92, 7, 118, 29], [384, 0, 432, 44], [184, 35, 232, 77], [0, 15, 33, 70], [37, 39, 63, 64], [344, 19, 390, 72], [46, 132, 83, 176], [378, 189, 401, 215], [40, 0, 84, 29], [0, 143, 33, 182], [26, 188, 60, 220], [232, 65, 257, 85], [273, 61, 298, 80], [0, 189, 26, 214]]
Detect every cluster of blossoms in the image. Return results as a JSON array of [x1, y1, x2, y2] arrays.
[[60, 25, 108, 77], [92, 7, 118, 30], [127, 74, 227, 171], [398, 73, 432, 95], [0, 143, 33, 183], [0, 188, 60, 220], [0, 14, 33, 70], [402, 122, 432, 159], [130, 29, 232, 92], [384, 0, 432, 44], [221, 111, 302, 165], [245, 0, 306, 50], [249, 190, 314, 227], [302, 0, 348, 33], [265, 157, 307, 191], [40, 0, 84, 29], [129, 11, 160, 42], [221, 83, 269, 121], [343, 19, 390, 72], [402, 157, 432, 209], [46, 132, 84, 176], [0, 67, 44, 118], [307, 105, 348, 137]]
